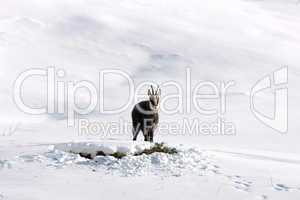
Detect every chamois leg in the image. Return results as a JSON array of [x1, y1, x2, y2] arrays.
[[143, 129, 150, 141], [132, 122, 141, 141], [149, 129, 154, 143]]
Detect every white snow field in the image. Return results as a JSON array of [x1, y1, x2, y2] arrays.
[[1, 0, 300, 199]]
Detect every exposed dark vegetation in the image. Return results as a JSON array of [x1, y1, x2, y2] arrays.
[[134, 143, 178, 156], [96, 151, 106, 156], [77, 151, 105, 159], [110, 152, 127, 159], [79, 152, 93, 159], [78, 151, 126, 159], [77, 143, 178, 159]]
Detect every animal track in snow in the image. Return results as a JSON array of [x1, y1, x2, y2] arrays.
[[227, 175, 252, 192], [273, 183, 290, 191]]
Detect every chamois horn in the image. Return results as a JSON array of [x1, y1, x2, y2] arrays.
[[150, 85, 155, 94]]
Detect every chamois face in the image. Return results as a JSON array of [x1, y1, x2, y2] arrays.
[[148, 86, 161, 111]]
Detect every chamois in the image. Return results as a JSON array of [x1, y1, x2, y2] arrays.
[[131, 85, 161, 142]]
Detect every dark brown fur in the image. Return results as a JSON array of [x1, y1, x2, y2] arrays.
[[131, 86, 160, 142]]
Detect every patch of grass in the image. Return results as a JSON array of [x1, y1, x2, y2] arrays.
[[134, 142, 178, 156], [110, 152, 127, 159], [77, 143, 177, 159]]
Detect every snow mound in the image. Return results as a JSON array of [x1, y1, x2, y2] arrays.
[[53, 141, 153, 158], [41, 144, 218, 177], [90, 149, 213, 176], [15, 142, 219, 177]]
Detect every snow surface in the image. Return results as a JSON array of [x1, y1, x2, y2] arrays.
[[2, 141, 300, 200], [1, 0, 300, 199]]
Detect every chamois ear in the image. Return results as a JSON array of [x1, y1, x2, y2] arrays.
[[148, 89, 151, 96]]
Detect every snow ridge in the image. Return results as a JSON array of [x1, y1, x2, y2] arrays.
[[41, 147, 216, 177]]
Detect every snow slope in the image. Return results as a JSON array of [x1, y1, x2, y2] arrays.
[[1, 0, 300, 199], [1, 141, 300, 200], [0, 0, 300, 152]]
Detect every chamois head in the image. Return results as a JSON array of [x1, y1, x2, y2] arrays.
[[148, 85, 161, 111]]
